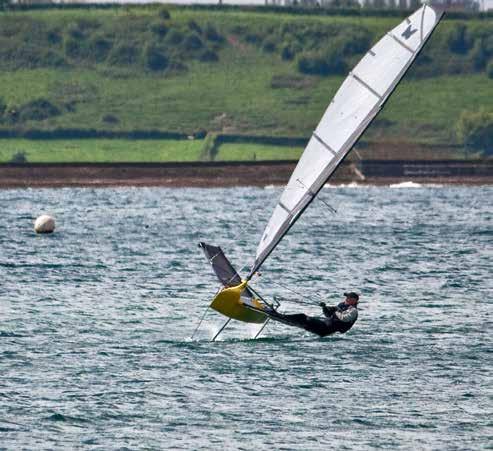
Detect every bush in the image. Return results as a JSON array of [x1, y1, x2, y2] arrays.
[[10, 151, 27, 163], [143, 44, 168, 71], [188, 20, 202, 34], [456, 109, 493, 154], [298, 52, 330, 76], [0, 98, 6, 117], [199, 49, 219, 63], [158, 7, 171, 20], [46, 29, 62, 45], [281, 45, 295, 61], [18, 99, 61, 122], [183, 33, 204, 52], [336, 29, 371, 55], [447, 23, 473, 54], [204, 24, 224, 43], [108, 43, 139, 66], [89, 35, 113, 62], [199, 49, 218, 62], [470, 40, 489, 70], [297, 46, 346, 76], [262, 38, 277, 53], [102, 114, 119, 125], [245, 33, 261, 45], [67, 23, 84, 40], [165, 29, 184, 46], [150, 21, 168, 38], [64, 36, 91, 60], [324, 47, 347, 75], [487, 60, 493, 79]]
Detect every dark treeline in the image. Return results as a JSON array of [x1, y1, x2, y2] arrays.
[[2, 2, 493, 19]]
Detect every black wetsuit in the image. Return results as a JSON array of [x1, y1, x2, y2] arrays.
[[271, 302, 357, 337]]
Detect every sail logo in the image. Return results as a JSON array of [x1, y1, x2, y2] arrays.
[[401, 25, 418, 40]]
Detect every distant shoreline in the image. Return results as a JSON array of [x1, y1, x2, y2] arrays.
[[0, 160, 491, 188]]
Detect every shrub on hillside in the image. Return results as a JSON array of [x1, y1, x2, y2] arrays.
[[262, 38, 277, 53], [469, 40, 489, 71], [447, 23, 473, 54], [324, 47, 347, 75], [183, 33, 204, 52], [199, 49, 218, 62], [108, 43, 139, 66], [102, 114, 119, 125], [47, 29, 62, 45], [298, 52, 330, 76], [336, 29, 371, 55], [0, 98, 6, 118], [456, 109, 493, 155], [158, 7, 171, 20], [150, 21, 168, 38], [10, 152, 27, 163], [40, 50, 67, 68], [204, 24, 224, 43], [245, 33, 261, 45], [67, 23, 84, 40], [297, 45, 347, 77], [18, 99, 61, 122], [281, 45, 295, 61], [165, 29, 184, 46], [89, 35, 113, 62], [188, 20, 202, 34], [143, 44, 168, 71], [64, 36, 90, 60]]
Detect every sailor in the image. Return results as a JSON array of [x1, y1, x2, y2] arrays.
[[319, 292, 359, 335], [269, 292, 359, 337]]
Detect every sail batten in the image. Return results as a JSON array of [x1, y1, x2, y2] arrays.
[[248, 4, 444, 278]]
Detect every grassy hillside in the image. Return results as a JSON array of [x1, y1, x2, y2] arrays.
[[0, 5, 491, 161], [0, 138, 203, 162]]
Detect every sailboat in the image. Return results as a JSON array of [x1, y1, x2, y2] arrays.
[[197, 4, 444, 341]]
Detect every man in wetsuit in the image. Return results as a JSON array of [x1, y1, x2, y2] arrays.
[[269, 292, 359, 337]]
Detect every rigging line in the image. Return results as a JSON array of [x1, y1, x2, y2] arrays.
[[190, 304, 211, 340], [296, 178, 337, 214], [263, 277, 325, 306]]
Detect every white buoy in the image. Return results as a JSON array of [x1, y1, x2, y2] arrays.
[[34, 215, 55, 234]]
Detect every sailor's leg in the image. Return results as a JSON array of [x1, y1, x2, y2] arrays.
[[304, 317, 335, 337], [280, 313, 311, 328]]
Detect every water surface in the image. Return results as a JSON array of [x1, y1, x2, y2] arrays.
[[1, 185, 491, 449]]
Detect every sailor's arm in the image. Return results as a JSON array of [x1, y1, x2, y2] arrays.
[[334, 307, 358, 323], [320, 303, 337, 317]]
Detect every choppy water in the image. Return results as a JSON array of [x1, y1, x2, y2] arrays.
[[1, 185, 492, 450]]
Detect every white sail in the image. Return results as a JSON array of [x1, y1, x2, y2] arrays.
[[249, 4, 444, 277]]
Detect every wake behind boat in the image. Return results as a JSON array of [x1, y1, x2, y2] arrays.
[[195, 4, 445, 341]]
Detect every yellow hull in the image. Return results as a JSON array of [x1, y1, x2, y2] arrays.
[[210, 281, 267, 324]]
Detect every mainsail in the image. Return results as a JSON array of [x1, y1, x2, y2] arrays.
[[248, 4, 444, 278]]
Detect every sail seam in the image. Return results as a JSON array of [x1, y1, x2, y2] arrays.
[[388, 33, 414, 54], [350, 72, 383, 99], [420, 4, 426, 43], [278, 202, 291, 215], [312, 132, 337, 155]]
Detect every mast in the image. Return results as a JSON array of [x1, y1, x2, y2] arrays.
[[247, 4, 445, 279]]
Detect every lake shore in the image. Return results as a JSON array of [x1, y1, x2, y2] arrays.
[[0, 160, 492, 188]]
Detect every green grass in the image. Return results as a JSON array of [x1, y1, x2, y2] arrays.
[[215, 143, 303, 161], [0, 138, 203, 162], [0, 6, 491, 159]]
